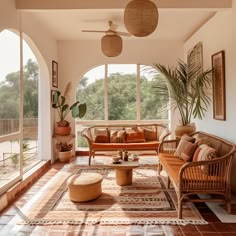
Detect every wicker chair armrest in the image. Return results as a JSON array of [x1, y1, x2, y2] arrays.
[[81, 128, 93, 147], [178, 155, 233, 191], [158, 139, 178, 153]]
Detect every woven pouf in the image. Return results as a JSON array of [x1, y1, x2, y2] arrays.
[[67, 173, 103, 202]]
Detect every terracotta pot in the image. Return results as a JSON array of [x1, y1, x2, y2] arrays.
[[175, 123, 196, 138], [58, 150, 73, 162], [55, 126, 71, 136]]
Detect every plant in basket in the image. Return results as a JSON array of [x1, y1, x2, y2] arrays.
[[56, 142, 73, 152], [52, 82, 86, 135], [56, 142, 73, 162]]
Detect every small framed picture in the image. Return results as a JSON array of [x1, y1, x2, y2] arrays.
[[212, 50, 226, 120], [52, 60, 58, 88]]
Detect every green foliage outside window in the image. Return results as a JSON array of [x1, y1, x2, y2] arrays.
[[76, 66, 168, 121], [0, 59, 38, 119]]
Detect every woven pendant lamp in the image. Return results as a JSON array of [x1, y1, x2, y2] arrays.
[[124, 0, 158, 37], [101, 35, 122, 57]]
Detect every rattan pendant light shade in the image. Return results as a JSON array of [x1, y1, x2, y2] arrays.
[[101, 35, 122, 57], [124, 0, 158, 37]]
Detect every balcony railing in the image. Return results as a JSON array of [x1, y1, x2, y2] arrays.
[[0, 118, 38, 136]]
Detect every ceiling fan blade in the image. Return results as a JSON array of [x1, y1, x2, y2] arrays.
[[116, 31, 132, 37], [81, 30, 107, 33]]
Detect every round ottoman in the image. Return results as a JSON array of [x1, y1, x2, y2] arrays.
[[67, 173, 103, 202]]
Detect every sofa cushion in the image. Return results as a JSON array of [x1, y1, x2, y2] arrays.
[[126, 129, 145, 143], [180, 142, 197, 162], [110, 131, 118, 143], [94, 128, 110, 143], [143, 128, 157, 141], [194, 137, 210, 146], [174, 134, 195, 157], [110, 130, 126, 143], [159, 153, 184, 185], [192, 144, 216, 174]]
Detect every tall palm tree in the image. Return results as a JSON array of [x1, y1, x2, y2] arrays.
[[147, 53, 212, 126]]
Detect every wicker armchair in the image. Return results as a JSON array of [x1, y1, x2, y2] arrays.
[[158, 131, 236, 219]]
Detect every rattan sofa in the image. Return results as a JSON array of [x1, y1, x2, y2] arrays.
[[158, 131, 236, 219], [81, 124, 170, 165]]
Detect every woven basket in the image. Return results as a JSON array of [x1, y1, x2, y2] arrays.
[[124, 0, 158, 37]]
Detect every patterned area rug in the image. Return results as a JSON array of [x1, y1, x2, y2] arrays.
[[18, 164, 207, 225]]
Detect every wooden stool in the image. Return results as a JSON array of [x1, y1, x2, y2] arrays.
[[67, 173, 103, 202]]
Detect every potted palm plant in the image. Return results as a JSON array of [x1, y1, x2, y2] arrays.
[[56, 142, 73, 162], [147, 52, 212, 137], [52, 82, 86, 135]]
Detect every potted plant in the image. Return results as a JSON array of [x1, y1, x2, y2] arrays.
[[147, 51, 212, 137], [56, 142, 73, 162], [52, 82, 86, 135]]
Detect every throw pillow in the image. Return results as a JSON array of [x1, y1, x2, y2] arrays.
[[181, 134, 195, 143], [110, 130, 126, 143], [174, 139, 191, 157], [94, 128, 110, 143], [192, 146, 201, 162], [194, 137, 210, 146], [143, 128, 157, 141], [180, 142, 197, 162], [117, 130, 126, 143], [174, 134, 195, 157], [192, 144, 217, 174], [110, 130, 118, 143], [126, 129, 145, 143]]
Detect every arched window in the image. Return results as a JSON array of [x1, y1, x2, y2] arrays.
[[76, 64, 168, 148]]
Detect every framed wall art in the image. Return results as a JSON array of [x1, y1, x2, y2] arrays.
[[188, 42, 203, 72], [211, 50, 226, 120], [52, 60, 58, 88]]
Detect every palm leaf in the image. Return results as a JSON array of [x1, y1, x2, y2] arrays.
[[147, 50, 212, 125]]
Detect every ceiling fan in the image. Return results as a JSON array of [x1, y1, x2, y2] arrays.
[[81, 20, 131, 37], [82, 21, 131, 57]]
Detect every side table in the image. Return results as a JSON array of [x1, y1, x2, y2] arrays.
[[108, 161, 139, 186]]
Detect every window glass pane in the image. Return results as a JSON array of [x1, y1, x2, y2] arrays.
[[0, 30, 20, 136], [140, 65, 168, 120], [22, 39, 39, 170], [108, 64, 136, 120], [77, 65, 105, 120], [0, 139, 20, 189]]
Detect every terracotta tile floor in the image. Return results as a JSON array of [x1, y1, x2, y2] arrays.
[[1, 156, 236, 236]]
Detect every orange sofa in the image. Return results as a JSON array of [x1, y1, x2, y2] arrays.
[[81, 124, 170, 165], [158, 131, 236, 219]]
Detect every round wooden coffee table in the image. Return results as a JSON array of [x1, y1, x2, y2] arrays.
[[108, 161, 139, 186]]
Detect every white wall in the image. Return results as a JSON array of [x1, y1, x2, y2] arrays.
[[184, 2, 236, 191], [58, 39, 184, 131], [0, 0, 58, 161]]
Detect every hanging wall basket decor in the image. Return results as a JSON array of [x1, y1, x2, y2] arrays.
[[124, 0, 158, 37], [101, 34, 122, 57]]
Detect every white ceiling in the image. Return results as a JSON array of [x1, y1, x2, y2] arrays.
[[25, 9, 217, 41]]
